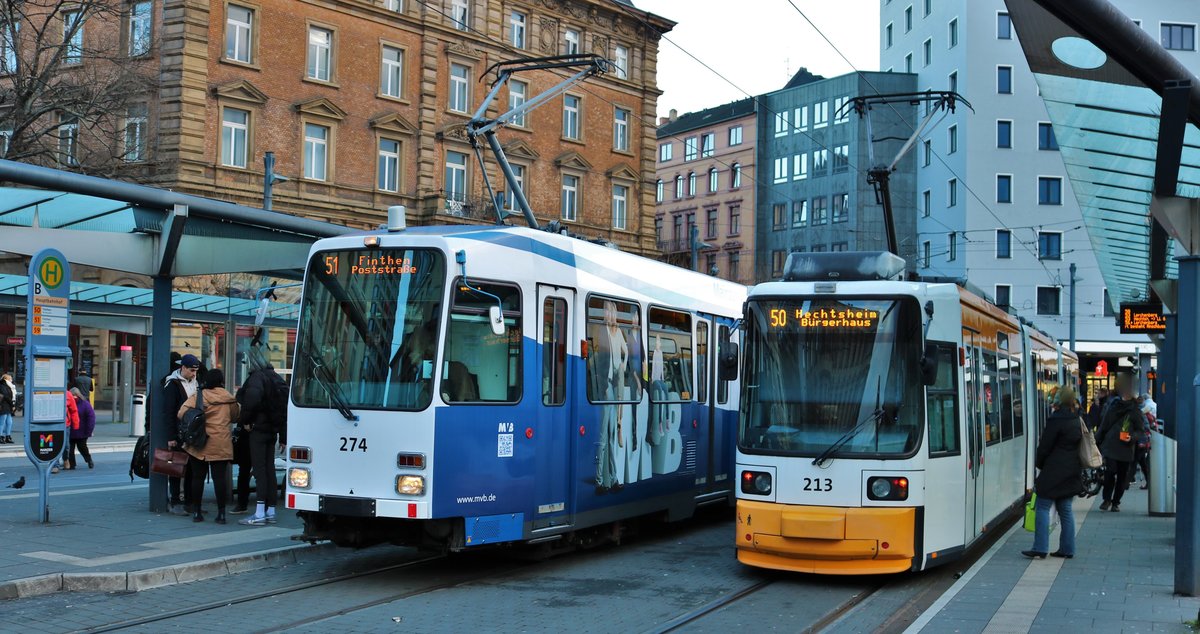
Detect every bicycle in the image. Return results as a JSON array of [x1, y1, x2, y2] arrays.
[[1079, 463, 1106, 498]]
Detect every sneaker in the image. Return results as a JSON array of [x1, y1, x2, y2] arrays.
[[266, 514, 277, 524], [229, 506, 251, 515], [169, 505, 191, 516], [239, 515, 268, 526], [1099, 500, 1111, 511], [1111, 504, 1120, 512], [50, 467, 60, 474]]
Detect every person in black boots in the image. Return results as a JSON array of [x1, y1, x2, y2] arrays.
[[1096, 378, 1147, 513], [1023, 384, 1083, 560], [178, 368, 240, 524]]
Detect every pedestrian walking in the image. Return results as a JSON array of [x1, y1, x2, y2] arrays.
[[66, 387, 95, 469], [1097, 380, 1147, 512], [73, 370, 93, 403], [238, 347, 288, 526], [0, 373, 15, 444], [1023, 384, 1083, 559], [178, 368, 239, 524], [54, 390, 80, 473], [1086, 388, 1107, 431], [1129, 394, 1155, 489]]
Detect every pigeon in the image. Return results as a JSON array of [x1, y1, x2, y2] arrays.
[[8, 476, 25, 489]]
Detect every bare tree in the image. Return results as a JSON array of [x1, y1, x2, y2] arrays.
[[0, 0, 159, 175]]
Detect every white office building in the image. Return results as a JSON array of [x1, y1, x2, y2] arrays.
[[878, 0, 1194, 383]]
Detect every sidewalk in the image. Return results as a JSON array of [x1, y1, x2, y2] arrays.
[[909, 487, 1198, 633]]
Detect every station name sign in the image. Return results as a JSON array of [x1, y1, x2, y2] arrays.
[[1119, 303, 1166, 334]]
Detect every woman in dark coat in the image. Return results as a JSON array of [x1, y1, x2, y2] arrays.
[[1023, 384, 1083, 559], [1096, 383, 1147, 512]]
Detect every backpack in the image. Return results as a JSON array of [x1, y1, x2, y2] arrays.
[[267, 372, 289, 428], [130, 435, 150, 481], [179, 389, 208, 450]]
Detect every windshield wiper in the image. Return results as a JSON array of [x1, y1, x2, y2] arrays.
[[812, 408, 885, 467], [308, 351, 359, 422]]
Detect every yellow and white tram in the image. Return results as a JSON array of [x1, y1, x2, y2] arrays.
[[734, 252, 1077, 574]]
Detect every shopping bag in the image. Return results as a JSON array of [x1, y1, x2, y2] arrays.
[[1023, 493, 1037, 532], [1078, 418, 1103, 468], [150, 448, 189, 478]]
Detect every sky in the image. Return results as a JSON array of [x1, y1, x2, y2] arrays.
[[632, 1, 881, 119]]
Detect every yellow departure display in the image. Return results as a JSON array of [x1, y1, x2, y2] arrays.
[[765, 306, 879, 330]]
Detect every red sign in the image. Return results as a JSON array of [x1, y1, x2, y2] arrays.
[[5, 336, 23, 345], [1095, 360, 1109, 377]]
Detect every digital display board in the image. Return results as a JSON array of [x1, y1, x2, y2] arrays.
[[322, 253, 420, 276], [764, 305, 880, 330], [1119, 303, 1166, 334]]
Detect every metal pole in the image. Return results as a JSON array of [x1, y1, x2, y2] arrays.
[[690, 224, 699, 272], [148, 276, 172, 513], [1069, 262, 1077, 351], [1174, 255, 1200, 595], [264, 152, 276, 211]]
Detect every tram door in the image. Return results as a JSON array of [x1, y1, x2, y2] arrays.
[[695, 318, 715, 492], [962, 330, 986, 542], [535, 285, 576, 530]]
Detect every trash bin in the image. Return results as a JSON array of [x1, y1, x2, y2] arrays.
[[1149, 427, 1176, 517], [130, 393, 146, 437]]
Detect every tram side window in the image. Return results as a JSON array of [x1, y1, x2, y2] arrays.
[[983, 351, 1000, 444], [648, 306, 693, 403], [1011, 354, 1024, 437], [585, 296, 643, 403], [717, 325, 731, 404], [443, 279, 522, 403], [926, 341, 960, 455], [696, 321, 709, 404], [542, 297, 567, 406]]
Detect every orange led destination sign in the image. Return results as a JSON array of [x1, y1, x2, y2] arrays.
[[767, 306, 879, 330], [323, 254, 419, 276], [1119, 303, 1165, 334]]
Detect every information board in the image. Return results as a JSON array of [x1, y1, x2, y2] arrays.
[[1119, 303, 1166, 334]]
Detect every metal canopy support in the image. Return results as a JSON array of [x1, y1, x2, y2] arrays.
[[148, 275, 172, 513], [157, 204, 187, 277], [1176, 256, 1200, 596]]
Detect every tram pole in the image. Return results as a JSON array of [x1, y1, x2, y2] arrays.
[[1069, 262, 1077, 351]]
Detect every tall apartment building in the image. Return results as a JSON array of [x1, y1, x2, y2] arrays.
[[654, 98, 757, 286], [0, 0, 673, 255], [879, 0, 1157, 381], [755, 70, 918, 282]]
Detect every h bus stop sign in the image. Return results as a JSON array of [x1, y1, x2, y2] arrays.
[[25, 248, 71, 523]]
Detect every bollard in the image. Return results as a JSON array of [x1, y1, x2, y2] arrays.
[[130, 393, 146, 437], [1149, 421, 1176, 516]]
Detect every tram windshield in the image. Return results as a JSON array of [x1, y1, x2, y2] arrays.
[[293, 248, 447, 411], [739, 297, 923, 458]]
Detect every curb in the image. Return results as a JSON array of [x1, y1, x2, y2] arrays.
[[0, 541, 335, 600]]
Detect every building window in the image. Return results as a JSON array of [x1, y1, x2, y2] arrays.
[[303, 122, 329, 181], [510, 11, 526, 48], [706, 208, 718, 237], [0, 126, 10, 155], [923, 139, 931, 166], [561, 174, 578, 220], [794, 106, 808, 131], [377, 138, 400, 192], [947, 232, 957, 261], [54, 117, 75, 167], [655, 179, 663, 203], [947, 124, 957, 154], [813, 149, 828, 175], [380, 46, 404, 98], [997, 65, 1013, 94], [613, 107, 630, 151], [63, 10, 83, 65], [386, 0, 402, 11], [997, 120, 1012, 148], [1038, 176, 1062, 205], [700, 132, 714, 158], [1038, 231, 1062, 260], [771, 250, 787, 277], [1038, 122, 1059, 150], [1037, 286, 1061, 315], [728, 125, 742, 146], [688, 171, 696, 196], [729, 206, 740, 234], [612, 184, 628, 230], [614, 45, 629, 79], [833, 145, 849, 172], [923, 0, 931, 16], [731, 163, 741, 188], [307, 27, 336, 82], [708, 168, 718, 193], [684, 136, 697, 160], [1162, 23, 1196, 51], [793, 153, 807, 180], [124, 104, 147, 162], [834, 96, 849, 124], [904, 53, 912, 73], [674, 175, 683, 199], [812, 196, 828, 225], [772, 203, 786, 230], [998, 12, 1012, 39], [922, 241, 931, 268], [729, 252, 740, 281], [995, 284, 1011, 309], [508, 80, 527, 126], [792, 200, 807, 227], [949, 71, 957, 93], [773, 157, 787, 183], [997, 174, 1012, 203], [1, 22, 17, 74], [886, 23, 893, 48], [948, 18, 958, 47], [563, 28, 579, 55], [947, 178, 957, 207], [451, 0, 469, 31], [505, 163, 524, 212], [813, 101, 828, 128], [220, 107, 249, 168], [449, 63, 470, 112], [659, 143, 672, 162], [923, 38, 932, 66], [832, 193, 848, 223], [831, 242, 848, 252], [445, 150, 467, 202], [774, 111, 789, 137], [905, 5, 913, 32], [129, 1, 152, 56], [996, 229, 1011, 258], [922, 190, 930, 217], [225, 5, 253, 63]]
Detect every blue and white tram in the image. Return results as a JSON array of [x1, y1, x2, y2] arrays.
[[734, 252, 1077, 574], [285, 224, 746, 551]]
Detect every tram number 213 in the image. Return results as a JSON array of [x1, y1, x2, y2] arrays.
[[803, 477, 832, 492]]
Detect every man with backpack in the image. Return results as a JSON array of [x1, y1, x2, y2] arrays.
[[237, 346, 288, 526]]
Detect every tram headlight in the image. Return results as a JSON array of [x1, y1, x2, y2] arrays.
[[397, 475, 425, 496], [867, 476, 909, 501], [741, 470, 772, 495], [288, 467, 311, 489]]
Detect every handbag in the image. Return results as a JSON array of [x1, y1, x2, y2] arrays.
[[150, 448, 189, 478], [1079, 418, 1103, 468], [1023, 493, 1037, 532]]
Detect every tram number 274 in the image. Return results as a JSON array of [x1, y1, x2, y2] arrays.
[[803, 477, 832, 492], [339, 437, 368, 452]]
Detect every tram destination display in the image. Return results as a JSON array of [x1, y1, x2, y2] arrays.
[[1118, 303, 1166, 334]]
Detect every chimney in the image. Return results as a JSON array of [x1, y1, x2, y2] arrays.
[[669, 108, 678, 121]]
